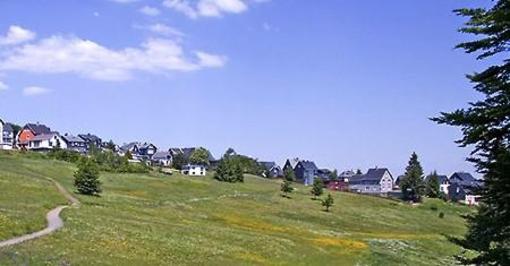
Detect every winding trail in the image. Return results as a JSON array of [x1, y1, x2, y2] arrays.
[[0, 179, 79, 248]]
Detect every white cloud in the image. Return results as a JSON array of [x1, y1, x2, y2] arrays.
[[23, 86, 50, 96], [163, 0, 250, 18], [139, 6, 161, 16], [0, 81, 8, 91], [0, 34, 226, 81], [262, 22, 279, 32], [135, 23, 184, 37], [0, 25, 36, 46], [93, 12, 100, 17]]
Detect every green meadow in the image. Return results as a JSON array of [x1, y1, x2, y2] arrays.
[[0, 151, 472, 265]]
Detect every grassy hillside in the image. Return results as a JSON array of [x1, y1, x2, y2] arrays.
[[0, 152, 472, 265]]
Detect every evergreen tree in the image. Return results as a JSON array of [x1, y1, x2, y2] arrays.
[[329, 169, 338, 181], [425, 171, 441, 198], [400, 152, 425, 202], [321, 193, 334, 212], [105, 140, 116, 151], [172, 152, 186, 170], [280, 180, 293, 198], [284, 167, 296, 182], [74, 159, 102, 195], [432, 1, 510, 264], [355, 169, 362, 175], [310, 178, 324, 200]]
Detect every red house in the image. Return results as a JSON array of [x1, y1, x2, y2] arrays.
[[327, 180, 349, 191], [17, 123, 51, 149]]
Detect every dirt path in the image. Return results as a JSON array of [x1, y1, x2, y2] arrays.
[[0, 179, 79, 248]]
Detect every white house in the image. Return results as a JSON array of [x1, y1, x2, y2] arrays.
[[349, 168, 394, 194], [27, 133, 67, 151], [151, 151, 172, 167], [181, 164, 206, 176], [0, 119, 15, 150]]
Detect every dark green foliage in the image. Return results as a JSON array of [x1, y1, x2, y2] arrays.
[[105, 140, 116, 151], [74, 159, 101, 195], [280, 180, 293, 198], [225, 154, 265, 176], [425, 171, 441, 198], [432, 1, 510, 264], [124, 151, 133, 160], [171, 152, 187, 170], [91, 150, 150, 174], [400, 152, 425, 202], [329, 169, 338, 181], [439, 212, 445, 219], [47, 148, 81, 163], [284, 167, 296, 182], [189, 147, 211, 166], [214, 158, 244, 183], [310, 178, 324, 200], [355, 169, 362, 175], [321, 193, 334, 212]]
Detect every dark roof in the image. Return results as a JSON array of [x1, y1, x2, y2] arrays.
[[121, 142, 140, 152], [24, 123, 51, 135], [259, 161, 277, 170], [152, 151, 171, 160], [3, 123, 13, 133], [450, 172, 482, 187], [297, 160, 319, 171], [62, 134, 85, 143], [30, 132, 60, 141], [349, 168, 392, 185]]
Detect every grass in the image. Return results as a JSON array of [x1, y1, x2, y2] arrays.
[[0, 151, 473, 265]]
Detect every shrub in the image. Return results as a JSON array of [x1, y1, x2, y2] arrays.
[[430, 204, 438, 211], [74, 159, 101, 195], [438, 212, 445, 219]]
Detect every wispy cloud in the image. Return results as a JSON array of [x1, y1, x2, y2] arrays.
[[0, 25, 36, 46], [0, 81, 8, 91], [23, 86, 51, 96], [0, 26, 226, 81], [134, 23, 185, 37], [162, 0, 254, 19], [262, 22, 279, 32], [109, 0, 140, 3], [139, 6, 161, 16]]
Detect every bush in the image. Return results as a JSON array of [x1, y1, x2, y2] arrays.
[[214, 158, 244, 183], [74, 159, 102, 195], [430, 204, 438, 211], [438, 212, 445, 219], [48, 148, 82, 163]]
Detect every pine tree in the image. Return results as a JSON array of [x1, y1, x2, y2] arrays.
[[425, 171, 441, 198], [400, 152, 425, 202], [74, 159, 102, 195], [310, 178, 324, 200], [214, 158, 244, 183], [284, 167, 296, 182], [280, 180, 293, 198], [432, 2, 510, 264], [321, 193, 334, 212]]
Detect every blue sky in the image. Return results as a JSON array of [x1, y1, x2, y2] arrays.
[[0, 0, 489, 176]]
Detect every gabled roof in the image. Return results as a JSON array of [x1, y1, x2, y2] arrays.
[[30, 132, 60, 141], [78, 133, 101, 142], [24, 123, 51, 135], [259, 161, 279, 170], [152, 151, 171, 160], [285, 158, 300, 169], [169, 147, 215, 161], [349, 168, 392, 185], [3, 123, 14, 133], [297, 160, 319, 172], [120, 142, 141, 152], [339, 170, 356, 178], [425, 174, 449, 184], [450, 172, 481, 187], [62, 134, 85, 143]]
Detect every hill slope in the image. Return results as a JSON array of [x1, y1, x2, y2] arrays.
[[0, 152, 471, 265]]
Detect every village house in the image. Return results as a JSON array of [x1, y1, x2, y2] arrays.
[[78, 133, 102, 150], [294, 160, 319, 186], [448, 172, 482, 205], [181, 164, 206, 176], [327, 180, 349, 191], [169, 147, 216, 166], [17, 123, 52, 149], [259, 161, 283, 178], [0, 119, 15, 150], [62, 134, 87, 153], [120, 142, 157, 161], [282, 158, 300, 173], [349, 168, 394, 194], [151, 151, 172, 167], [27, 132, 67, 151]]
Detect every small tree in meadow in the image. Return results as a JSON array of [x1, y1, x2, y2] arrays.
[[425, 171, 441, 198], [74, 159, 102, 195], [284, 168, 296, 182], [281, 180, 293, 198], [321, 193, 334, 212], [310, 178, 324, 200]]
